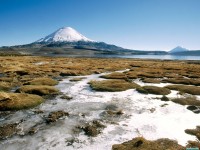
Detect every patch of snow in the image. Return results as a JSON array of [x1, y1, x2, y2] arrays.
[[36, 27, 94, 43]]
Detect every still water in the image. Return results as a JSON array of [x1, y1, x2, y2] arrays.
[[49, 54, 200, 60], [96, 54, 200, 60]]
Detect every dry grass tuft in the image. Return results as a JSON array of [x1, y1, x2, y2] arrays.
[[137, 86, 171, 95], [171, 97, 200, 106], [69, 77, 85, 82], [142, 78, 161, 83], [185, 126, 200, 141], [89, 79, 139, 92], [100, 72, 128, 80], [165, 85, 200, 95], [112, 137, 185, 150], [0, 92, 44, 111], [16, 85, 59, 96], [162, 78, 200, 86], [0, 82, 11, 91], [24, 77, 58, 86]]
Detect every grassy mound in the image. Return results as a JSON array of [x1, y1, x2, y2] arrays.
[[136, 86, 171, 95], [165, 85, 200, 95], [24, 77, 58, 86], [185, 126, 200, 141], [89, 79, 139, 92], [112, 137, 184, 150], [0, 82, 11, 91], [100, 72, 127, 80], [171, 97, 200, 106], [142, 78, 161, 83], [162, 78, 200, 86], [0, 92, 44, 111], [186, 141, 200, 149], [16, 85, 59, 96], [69, 77, 85, 82]]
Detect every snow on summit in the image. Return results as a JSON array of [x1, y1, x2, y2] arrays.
[[36, 27, 93, 43]]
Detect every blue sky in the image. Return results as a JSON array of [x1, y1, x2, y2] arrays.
[[0, 0, 200, 50]]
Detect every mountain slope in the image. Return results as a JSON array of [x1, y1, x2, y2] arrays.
[[0, 26, 168, 56], [169, 46, 189, 53], [36, 27, 93, 43]]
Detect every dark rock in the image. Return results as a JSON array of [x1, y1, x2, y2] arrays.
[[0, 123, 19, 140], [105, 104, 118, 111], [28, 127, 38, 135], [60, 72, 78, 76], [15, 70, 29, 76], [60, 95, 73, 100], [82, 120, 106, 137], [187, 105, 198, 111], [134, 139, 143, 147], [161, 95, 169, 101], [160, 104, 168, 107], [33, 110, 44, 114], [46, 111, 69, 124]]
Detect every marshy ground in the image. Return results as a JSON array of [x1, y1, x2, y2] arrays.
[[1, 56, 200, 149]]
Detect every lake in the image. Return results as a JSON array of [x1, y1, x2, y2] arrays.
[[51, 54, 200, 61]]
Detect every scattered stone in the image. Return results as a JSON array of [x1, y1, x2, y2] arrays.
[[187, 105, 198, 111], [33, 110, 44, 114], [82, 120, 106, 137], [105, 110, 124, 116], [160, 103, 168, 107], [60, 95, 73, 100], [28, 127, 38, 135], [161, 95, 169, 101], [94, 71, 101, 74], [105, 104, 119, 111], [46, 111, 69, 124], [0, 123, 19, 140], [149, 108, 156, 113]]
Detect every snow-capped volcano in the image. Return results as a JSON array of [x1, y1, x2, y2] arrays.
[[36, 27, 93, 43]]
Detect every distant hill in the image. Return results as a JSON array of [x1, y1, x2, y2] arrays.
[[169, 46, 189, 54], [169, 50, 200, 56], [168, 46, 200, 56]]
